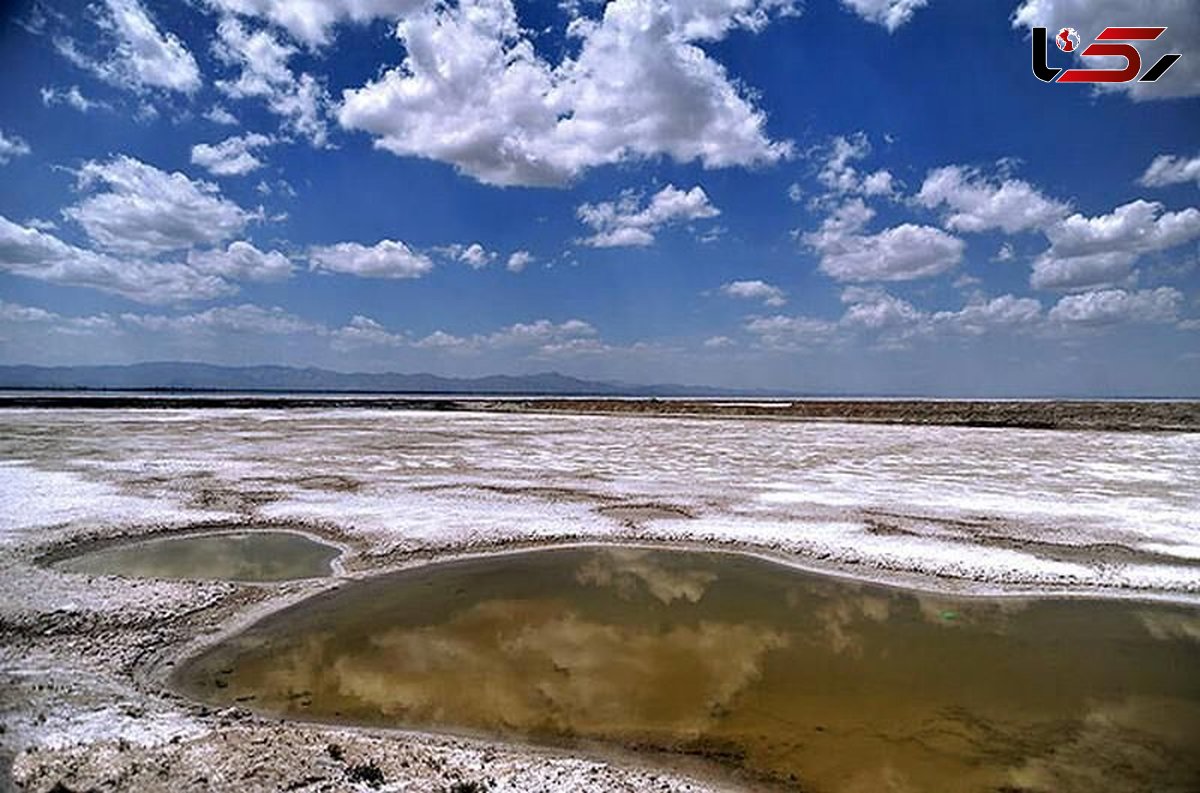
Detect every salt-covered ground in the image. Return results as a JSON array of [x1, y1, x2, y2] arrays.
[[1, 407, 1198, 791], [3, 408, 1198, 596]]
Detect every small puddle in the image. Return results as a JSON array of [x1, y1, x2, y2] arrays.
[[172, 547, 1200, 791], [57, 531, 341, 582]]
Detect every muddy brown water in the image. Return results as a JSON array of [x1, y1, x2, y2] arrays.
[[172, 547, 1200, 792], [57, 531, 340, 582]]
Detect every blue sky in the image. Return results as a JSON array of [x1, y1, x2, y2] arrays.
[[0, 0, 1197, 395]]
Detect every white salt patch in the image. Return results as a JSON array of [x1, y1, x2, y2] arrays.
[[3, 408, 1198, 597], [32, 705, 207, 751], [1140, 542, 1200, 561], [0, 462, 224, 543]]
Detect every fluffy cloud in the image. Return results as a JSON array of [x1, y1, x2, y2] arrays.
[[118, 304, 408, 349], [745, 314, 838, 350], [1139, 153, 1200, 189], [116, 304, 412, 351], [0, 130, 31, 164], [309, 240, 434, 279], [805, 199, 965, 282], [337, 0, 793, 187], [1029, 252, 1133, 292], [437, 242, 497, 269], [187, 240, 293, 281], [205, 105, 240, 125], [256, 178, 296, 198], [841, 0, 928, 31], [915, 165, 1069, 233], [506, 250, 533, 273], [64, 156, 252, 255], [190, 133, 275, 176], [0, 215, 232, 303], [930, 294, 1042, 334], [1013, 0, 1199, 100], [1048, 287, 1183, 325], [719, 280, 787, 306], [330, 315, 407, 349], [1031, 199, 1200, 290], [123, 303, 317, 335], [459, 243, 493, 268], [57, 0, 201, 93], [817, 132, 895, 197], [577, 185, 720, 247], [206, 0, 430, 47], [2, 300, 80, 326], [839, 285, 925, 333], [39, 85, 108, 113], [861, 169, 896, 197], [819, 133, 870, 193], [746, 288, 1045, 350], [0, 300, 121, 337], [412, 318, 599, 355], [1, 298, 610, 365], [24, 218, 58, 232], [213, 18, 328, 145], [412, 330, 470, 350], [0, 153, 294, 303], [488, 318, 596, 348]]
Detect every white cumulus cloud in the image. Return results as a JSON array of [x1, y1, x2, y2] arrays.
[[1031, 199, 1200, 290], [436, 242, 497, 269], [64, 156, 252, 255], [841, 0, 929, 31], [337, 0, 793, 186], [506, 250, 534, 273], [309, 239, 434, 279], [805, 199, 965, 282], [190, 133, 275, 176], [187, 240, 293, 281], [719, 280, 787, 306], [1139, 153, 1200, 189], [205, 105, 240, 125], [57, 0, 201, 94], [745, 288, 1045, 351], [213, 17, 328, 145], [744, 314, 839, 350], [39, 85, 109, 113], [1048, 287, 1183, 325], [916, 165, 1069, 233], [0, 130, 31, 164], [0, 215, 233, 304], [413, 318, 599, 356], [816, 132, 895, 198], [206, 0, 431, 47], [577, 185, 720, 248], [931, 294, 1042, 335]]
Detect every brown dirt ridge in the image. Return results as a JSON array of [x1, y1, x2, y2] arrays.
[[2, 395, 1198, 432]]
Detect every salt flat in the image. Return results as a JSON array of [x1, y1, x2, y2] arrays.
[[2, 407, 1199, 792], [2, 407, 1197, 597]]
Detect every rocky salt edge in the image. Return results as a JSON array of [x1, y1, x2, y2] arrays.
[[2, 408, 1199, 791]]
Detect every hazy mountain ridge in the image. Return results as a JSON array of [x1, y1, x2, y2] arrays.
[[0, 362, 740, 397]]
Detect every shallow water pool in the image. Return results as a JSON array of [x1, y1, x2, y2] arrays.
[[57, 530, 340, 582], [173, 547, 1200, 791]]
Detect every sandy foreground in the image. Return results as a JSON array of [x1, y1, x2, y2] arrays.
[[1, 405, 1199, 791]]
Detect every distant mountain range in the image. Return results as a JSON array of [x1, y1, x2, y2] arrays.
[[0, 362, 744, 397]]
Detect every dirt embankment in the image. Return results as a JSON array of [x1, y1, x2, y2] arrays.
[[3, 395, 1198, 432], [487, 399, 1200, 432]]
